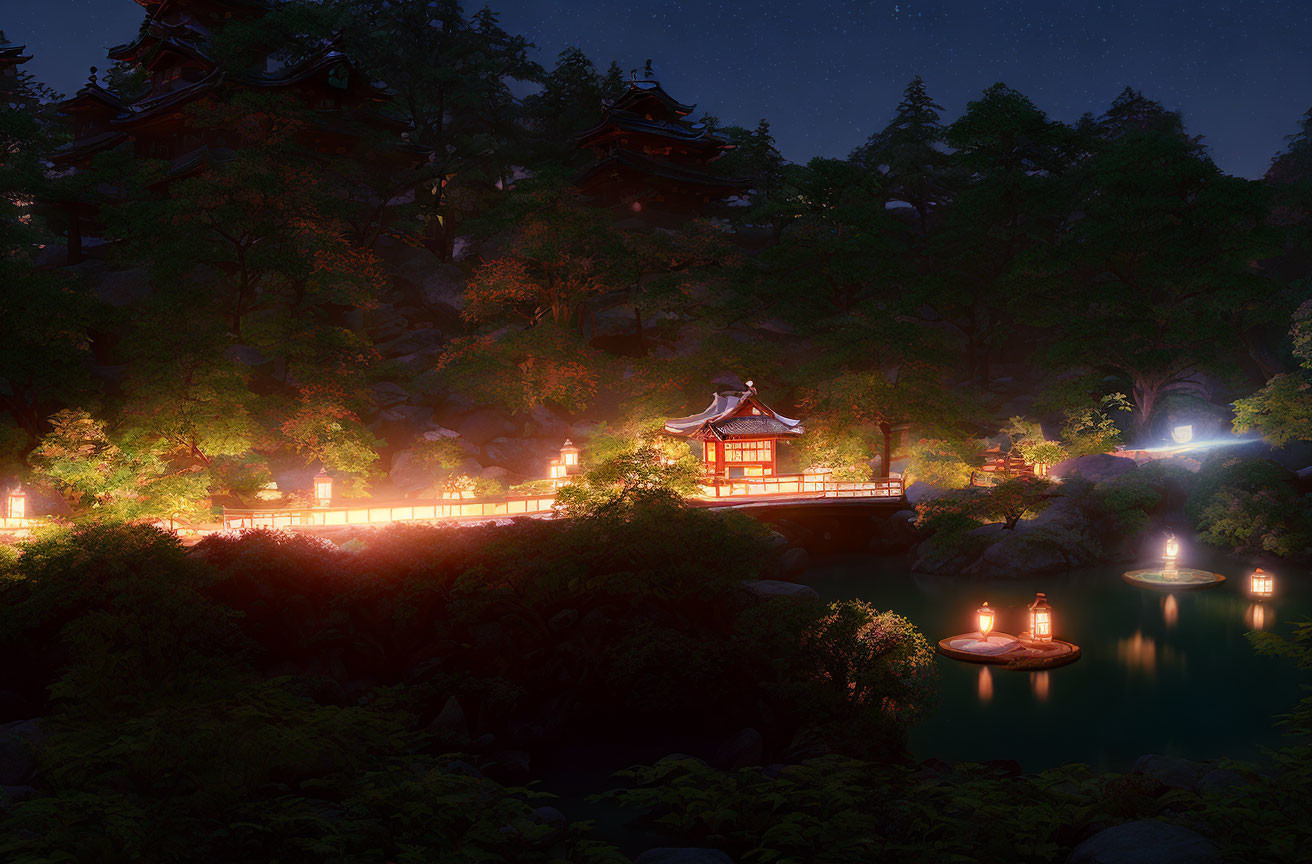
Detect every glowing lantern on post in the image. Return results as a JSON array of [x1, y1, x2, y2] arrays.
[[6, 484, 26, 520], [977, 602, 995, 639], [1250, 567, 1274, 598], [1028, 592, 1053, 642], [1163, 535, 1179, 563], [560, 440, 580, 469], [312, 470, 333, 507]]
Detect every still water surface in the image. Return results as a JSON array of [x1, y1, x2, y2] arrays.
[[806, 549, 1312, 772]]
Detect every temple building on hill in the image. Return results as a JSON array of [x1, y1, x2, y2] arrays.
[[0, 32, 33, 102], [50, 0, 423, 263], [664, 381, 804, 479], [574, 60, 748, 213]]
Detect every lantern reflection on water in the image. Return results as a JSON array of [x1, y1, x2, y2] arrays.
[[1246, 603, 1270, 631], [1162, 594, 1178, 629], [1031, 671, 1050, 702], [978, 665, 993, 703]]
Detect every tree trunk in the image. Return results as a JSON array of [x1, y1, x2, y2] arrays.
[[879, 421, 893, 479]]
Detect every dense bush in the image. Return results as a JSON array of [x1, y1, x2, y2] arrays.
[[0, 504, 942, 860], [1187, 456, 1312, 558]]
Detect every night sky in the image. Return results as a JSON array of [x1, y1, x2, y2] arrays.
[[8, 0, 1312, 179]]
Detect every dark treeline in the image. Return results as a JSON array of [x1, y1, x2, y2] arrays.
[[1, 1, 1310, 526]]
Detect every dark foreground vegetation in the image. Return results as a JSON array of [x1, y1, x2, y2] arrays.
[[0, 501, 1310, 862]]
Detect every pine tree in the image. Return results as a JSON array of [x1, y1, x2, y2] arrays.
[[851, 75, 950, 233]]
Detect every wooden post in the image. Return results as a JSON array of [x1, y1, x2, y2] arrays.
[[879, 422, 893, 479]]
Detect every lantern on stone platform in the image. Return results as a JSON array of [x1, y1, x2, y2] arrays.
[[1163, 535, 1179, 563], [313, 470, 333, 507], [977, 602, 995, 639], [6, 484, 25, 520], [1250, 567, 1274, 599], [1028, 592, 1053, 642]]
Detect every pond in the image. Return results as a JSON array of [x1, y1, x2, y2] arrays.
[[805, 546, 1312, 772]]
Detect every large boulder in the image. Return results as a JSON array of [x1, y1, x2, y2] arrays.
[[634, 850, 734, 864], [0, 719, 45, 785], [443, 408, 517, 444], [1052, 453, 1138, 483], [93, 267, 152, 307], [1066, 820, 1219, 864], [712, 728, 764, 771], [376, 327, 445, 360], [741, 580, 819, 601]]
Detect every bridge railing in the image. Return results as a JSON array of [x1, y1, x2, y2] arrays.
[[222, 494, 559, 531], [697, 473, 903, 500]]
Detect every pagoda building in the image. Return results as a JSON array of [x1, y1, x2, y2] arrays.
[[574, 60, 748, 213], [664, 381, 804, 479], [49, 0, 422, 263], [0, 32, 33, 103]]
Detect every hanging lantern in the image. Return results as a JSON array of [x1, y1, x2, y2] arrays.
[[977, 601, 995, 639], [6, 484, 26, 520], [1028, 592, 1053, 642], [1163, 535, 1179, 562], [1250, 567, 1274, 598], [312, 470, 333, 507]]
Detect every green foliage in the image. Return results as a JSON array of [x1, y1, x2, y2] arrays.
[[903, 437, 982, 490], [28, 410, 212, 523], [1233, 299, 1312, 447], [1088, 471, 1164, 536], [555, 421, 704, 517], [1187, 456, 1312, 557], [793, 425, 873, 481], [1003, 416, 1067, 467], [1059, 392, 1133, 457]]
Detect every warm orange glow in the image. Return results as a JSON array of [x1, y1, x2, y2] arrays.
[[1162, 594, 1178, 628], [312, 471, 333, 506], [560, 439, 580, 467], [1250, 568, 1274, 598], [977, 602, 995, 638], [1028, 592, 1052, 642], [1164, 535, 1179, 561], [977, 665, 993, 703], [1246, 603, 1270, 631], [1031, 671, 1050, 702], [6, 485, 25, 520]]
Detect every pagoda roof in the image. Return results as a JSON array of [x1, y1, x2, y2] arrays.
[[58, 82, 127, 114], [0, 38, 32, 66], [613, 80, 696, 117], [576, 110, 728, 148], [108, 20, 213, 65], [111, 67, 225, 126], [50, 130, 130, 163], [575, 148, 750, 192], [665, 385, 804, 440]]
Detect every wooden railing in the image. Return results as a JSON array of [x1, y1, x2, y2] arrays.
[[222, 494, 559, 531], [0, 516, 35, 532], [698, 473, 904, 500], [221, 475, 906, 531]]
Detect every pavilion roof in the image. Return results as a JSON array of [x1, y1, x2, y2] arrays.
[[665, 385, 804, 440], [576, 110, 729, 148], [613, 80, 696, 117], [574, 148, 750, 191]]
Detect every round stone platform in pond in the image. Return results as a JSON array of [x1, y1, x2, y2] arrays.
[[1122, 567, 1226, 590], [936, 633, 1082, 670]]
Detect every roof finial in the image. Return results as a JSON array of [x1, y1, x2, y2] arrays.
[[88, 66, 98, 86], [644, 58, 654, 79], [745, 380, 755, 391]]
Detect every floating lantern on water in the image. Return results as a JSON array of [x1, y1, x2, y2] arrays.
[[1028, 593, 1053, 642], [1250, 567, 1274, 599], [6, 484, 25, 520], [312, 470, 333, 507], [1171, 424, 1193, 444], [977, 602, 995, 639]]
